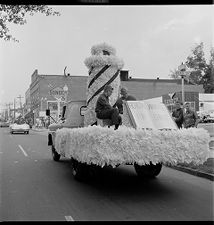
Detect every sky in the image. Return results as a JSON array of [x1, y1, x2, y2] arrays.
[[0, 5, 213, 111]]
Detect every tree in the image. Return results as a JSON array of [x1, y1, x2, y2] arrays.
[[168, 68, 180, 79], [0, 5, 60, 42], [185, 42, 207, 85], [202, 48, 214, 93], [169, 42, 214, 92]]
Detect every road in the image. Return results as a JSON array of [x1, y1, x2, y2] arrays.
[[0, 127, 213, 221]]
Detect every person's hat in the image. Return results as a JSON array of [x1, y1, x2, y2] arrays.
[[120, 87, 128, 92], [104, 85, 113, 92]]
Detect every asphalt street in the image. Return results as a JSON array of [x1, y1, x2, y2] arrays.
[[0, 127, 213, 221]]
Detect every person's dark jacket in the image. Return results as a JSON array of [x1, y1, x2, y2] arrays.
[[172, 108, 183, 128], [183, 109, 198, 128], [95, 93, 112, 114], [114, 95, 136, 114]]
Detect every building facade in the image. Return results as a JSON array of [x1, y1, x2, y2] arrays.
[[24, 70, 74, 125], [24, 69, 204, 125]]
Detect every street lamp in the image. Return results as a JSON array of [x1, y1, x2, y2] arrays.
[[178, 62, 187, 105]]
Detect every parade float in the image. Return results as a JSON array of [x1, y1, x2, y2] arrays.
[[46, 43, 210, 181]]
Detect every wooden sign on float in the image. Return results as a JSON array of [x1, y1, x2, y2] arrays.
[[123, 101, 178, 130]]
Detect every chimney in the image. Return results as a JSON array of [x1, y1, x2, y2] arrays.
[[120, 70, 129, 81]]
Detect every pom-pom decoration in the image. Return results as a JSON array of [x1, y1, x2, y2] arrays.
[[91, 42, 117, 56]]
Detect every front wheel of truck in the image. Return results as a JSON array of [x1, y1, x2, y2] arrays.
[[52, 145, 60, 161], [134, 162, 162, 178]]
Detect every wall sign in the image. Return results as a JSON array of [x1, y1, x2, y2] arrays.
[[50, 87, 66, 100]]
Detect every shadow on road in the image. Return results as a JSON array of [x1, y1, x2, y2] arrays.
[[56, 158, 173, 199]]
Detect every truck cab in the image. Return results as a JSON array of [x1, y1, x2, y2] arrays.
[[47, 100, 86, 147]]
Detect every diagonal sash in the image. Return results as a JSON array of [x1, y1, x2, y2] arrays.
[[88, 65, 110, 89], [87, 69, 120, 106]]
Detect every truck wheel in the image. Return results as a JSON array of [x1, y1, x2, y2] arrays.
[[71, 158, 89, 181], [88, 164, 101, 179], [52, 146, 60, 161], [134, 162, 162, 178]]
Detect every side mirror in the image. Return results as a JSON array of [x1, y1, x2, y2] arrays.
[[46, 109, 50, 116]]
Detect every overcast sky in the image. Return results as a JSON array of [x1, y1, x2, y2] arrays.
[[0, 5, 213, 110]]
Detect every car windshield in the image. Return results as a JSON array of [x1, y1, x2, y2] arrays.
[[14, 118, 26, 125]]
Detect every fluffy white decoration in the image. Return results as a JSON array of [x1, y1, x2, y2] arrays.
[[55, 126, 210, 168], [91, 42, 116, 56], [84, 55, 124, 69]]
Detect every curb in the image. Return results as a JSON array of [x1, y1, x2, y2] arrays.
[[167, 165, 214, 181]]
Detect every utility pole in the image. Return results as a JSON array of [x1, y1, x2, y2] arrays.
[[5, 102, 13, 121], [13, 98, 16, 122], [17, 95, 24, 116]]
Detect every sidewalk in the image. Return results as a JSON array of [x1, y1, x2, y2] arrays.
[[167, 158, 214, 181]]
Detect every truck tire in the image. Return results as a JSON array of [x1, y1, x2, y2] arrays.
[[52, 145, 60, 161], [71, 158, 88, 181], [134, 162, 162, 178]]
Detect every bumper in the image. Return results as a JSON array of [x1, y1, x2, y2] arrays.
[[11, 129, 29, 133]]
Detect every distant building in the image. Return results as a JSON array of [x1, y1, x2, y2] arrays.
[[199, 93, 214, 113], [24, 69, 204, 124]]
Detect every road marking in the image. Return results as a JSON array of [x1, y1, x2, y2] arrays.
[[65, 216, 74, 221], [18, 145, 28, 157]]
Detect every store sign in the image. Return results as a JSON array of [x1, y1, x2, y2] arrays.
[[50, 87, 66, 100]]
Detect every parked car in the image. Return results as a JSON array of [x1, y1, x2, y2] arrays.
[[10, 119, 30, 134], [0, 121, 10, 127]]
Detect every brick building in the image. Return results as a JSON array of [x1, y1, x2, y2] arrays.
[[24, 69, 204, 125]]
